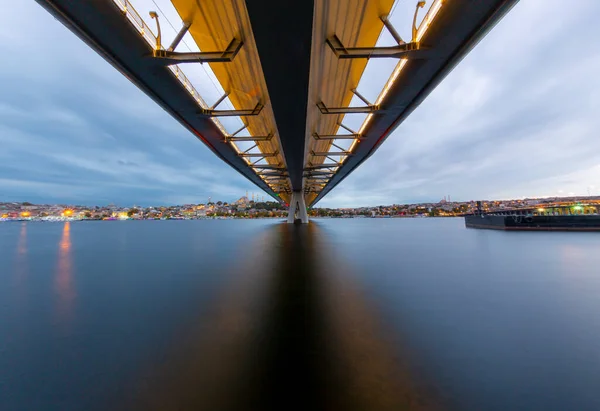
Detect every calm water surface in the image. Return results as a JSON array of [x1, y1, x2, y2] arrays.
[[1, 218, 600, 410]]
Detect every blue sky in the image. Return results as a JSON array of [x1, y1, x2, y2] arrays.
[[1, 1, 599, 207]]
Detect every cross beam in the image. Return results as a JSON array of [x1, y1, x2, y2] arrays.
[[305, 164, 340, 170], [313, 132, 361, 140], [153, 38, 244, 65], [266, 178, 288, 182], [326, 34, 423, 59], [257, 171, 288, 177], [239, 151, 278, 158], [227, 133, 273, 142], [317, 100, 379, 115], [311, 151, 351, 156], [252, 165, 285, 170], [200, 101, 263, 117], [304, 172, 334, 177]]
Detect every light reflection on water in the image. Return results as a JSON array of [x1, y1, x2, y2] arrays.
[[55, 222, 75, 325], [15, 222, 28, 278], [11, 223, 29, 308]]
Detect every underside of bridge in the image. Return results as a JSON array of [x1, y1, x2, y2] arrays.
[[35, 0, 518, 222]]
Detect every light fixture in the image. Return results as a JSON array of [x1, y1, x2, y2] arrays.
[[416, 0, 444, 42]]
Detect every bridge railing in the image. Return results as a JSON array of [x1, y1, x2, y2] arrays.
[[111, 0, 229, 137]]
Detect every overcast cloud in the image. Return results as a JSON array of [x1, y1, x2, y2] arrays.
[[1, 1, 599, 207]]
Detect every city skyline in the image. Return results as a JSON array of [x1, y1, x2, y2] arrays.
[[3, 193, 599, 210], [1, 1, 599, 207]]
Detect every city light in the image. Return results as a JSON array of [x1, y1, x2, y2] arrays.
[[2, 198, 599, 222], [375, 59, 408, 106], [357, 113, 374, 138]]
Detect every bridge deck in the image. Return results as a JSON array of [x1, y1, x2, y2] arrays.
[[35, 0, 518, 207]]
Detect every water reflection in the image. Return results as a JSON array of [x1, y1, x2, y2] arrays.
[[131, 223, 446, 411], [56, 222, 75, 323], [15, 222, 28, 276], [12, 222, 29, 302], [17, 222, 27, 256]]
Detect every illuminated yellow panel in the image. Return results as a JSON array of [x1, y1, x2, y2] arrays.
[[170, 0, 286, 183], [306, 0, 394, 205]]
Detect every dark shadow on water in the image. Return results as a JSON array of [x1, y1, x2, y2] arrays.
[[130, 223, 448, 411]]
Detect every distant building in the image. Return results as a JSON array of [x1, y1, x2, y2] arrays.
[[234, 196, 250, 205]]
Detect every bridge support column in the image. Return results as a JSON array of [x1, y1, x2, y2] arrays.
[[287, 191, 309, 224]]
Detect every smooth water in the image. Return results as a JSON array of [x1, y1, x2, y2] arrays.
[[1, 218, 600, 410]]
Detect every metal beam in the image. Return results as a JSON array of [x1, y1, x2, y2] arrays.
[[200, 101, 263, 117], [338, 122, 358, 134], [168, 21, 191, 51], [351, 88, 372, 106], [331, 142, 347, 152], [152, 38, 244, 65], [261, 171, 288, 177], [242, 144, 257, 154], [252, 165, 285, 170], [313, 132, 361, 140], [245, 0, 314, 192], [381, 15, 404, 45], [229, 124, 247, 137], [304, 171, 334, 177], [317, 101, 379, 114], [228, 133, 273, 142], [326, 34, 424, 59], [210, 91, 230, 109], [304, 169, 334, 174], [258, 171, 288, 177], [305, 164, 339, 170], [239, 151, 278, 158], [311, 151, 351, 156]]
